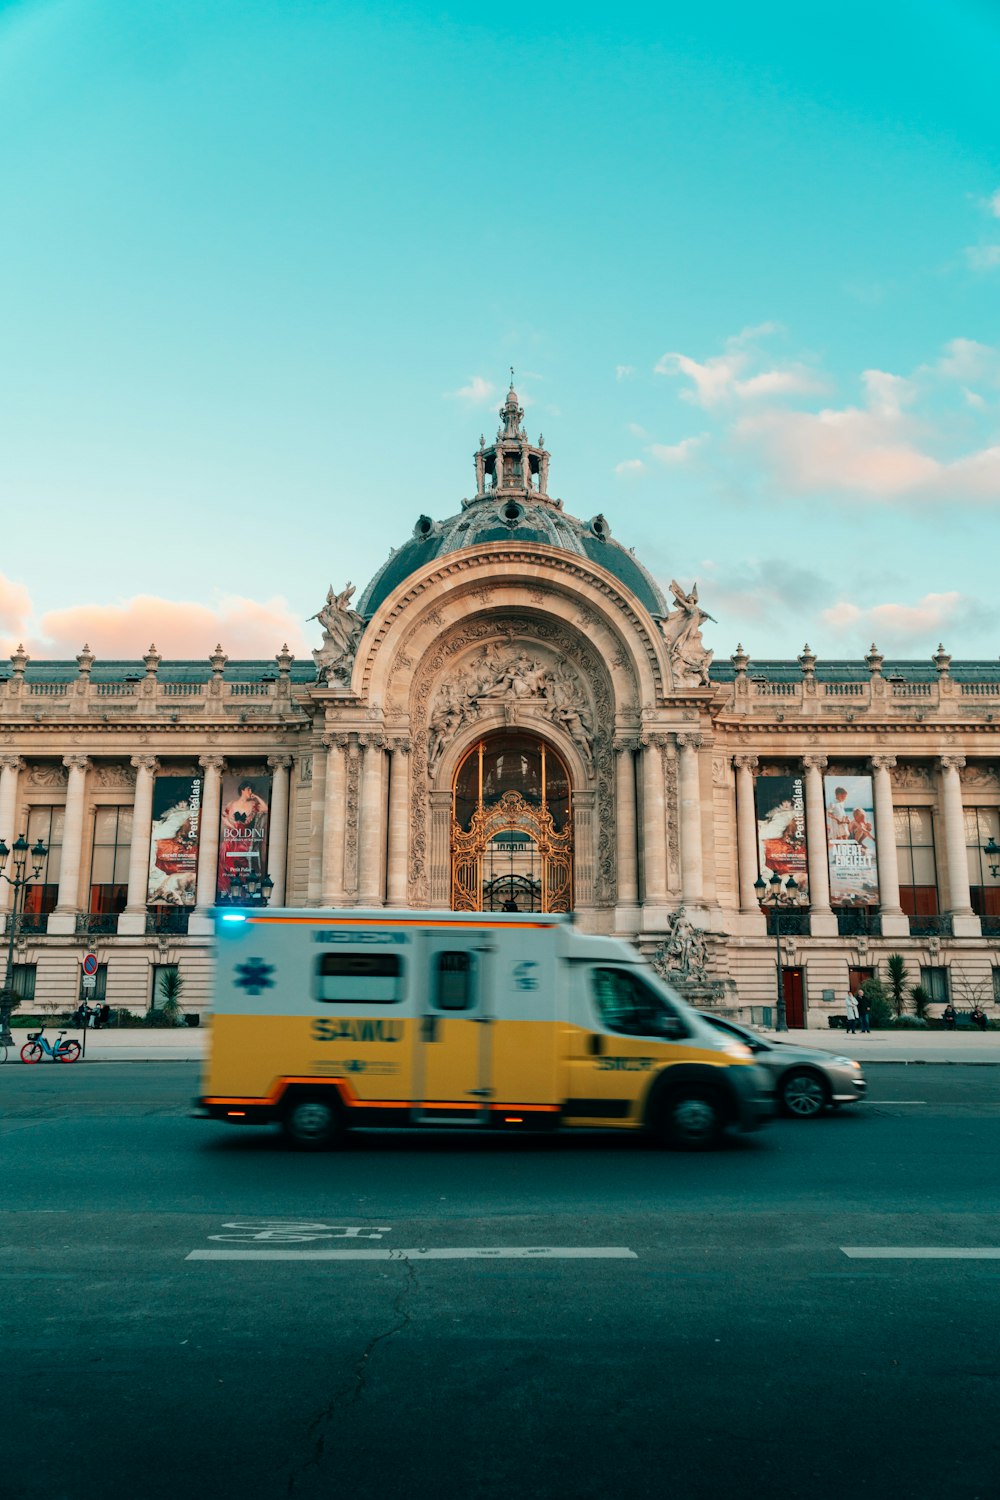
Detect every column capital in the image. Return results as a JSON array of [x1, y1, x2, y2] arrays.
[[675, 732, 703, 753], [639, 731, 670, 750], [870, 754, 897, 772], [198, 754, 227, 774], [130, 755, 159, 776], [267, 754, 293, 771], [613, 737, 640, 755], [801, 754, 828, 772], [939, 754, 966, 772], [62, 754, 91, 773], [321, 734, 350, 751], [733, 753, 759, 773], [360, 733, 387, 752], [389, 738, 412, 756], [0, 755, 26, 774]]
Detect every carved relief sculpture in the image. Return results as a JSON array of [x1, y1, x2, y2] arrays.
[[649, 906, 710, 983]]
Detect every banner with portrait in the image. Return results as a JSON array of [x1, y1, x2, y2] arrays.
[[754, 774, 809, 899], [147, 775, 202, 906], [216, 772, 272, 900], [824, 773, 879, 905]]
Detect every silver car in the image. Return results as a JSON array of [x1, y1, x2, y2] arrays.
[[703, 1015, 867, 1118]]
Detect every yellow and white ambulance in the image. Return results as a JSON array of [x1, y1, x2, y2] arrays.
[[197, 908, 773, 1150]]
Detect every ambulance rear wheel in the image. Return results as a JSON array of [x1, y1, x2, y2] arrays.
[[656, 1087, 725, 1151], [282, 1095, 343, 1151]]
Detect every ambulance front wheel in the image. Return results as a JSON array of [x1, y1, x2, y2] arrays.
[[282, 1094, 344, 1151], [655, 1087, 726, 1151]]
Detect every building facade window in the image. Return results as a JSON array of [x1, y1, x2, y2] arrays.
[[894, 806, 938, 916], [963, 807, 1000, 918], [919, 965, 950, 1003], [89, 806, 133, 916], [993, 969, 1000, 1006], [22, 806, 65, 922]]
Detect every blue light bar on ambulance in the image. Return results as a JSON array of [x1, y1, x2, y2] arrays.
[[221, 913, 248, 923]]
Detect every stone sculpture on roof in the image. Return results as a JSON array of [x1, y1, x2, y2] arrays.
[[661, 579, 715, 687], [309, 582, 365, 686]]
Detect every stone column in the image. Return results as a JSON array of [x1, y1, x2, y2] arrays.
[[49, 755, 91, 933], [321, 737, 347, 907], [307, 746, 327, 905], [939, 755, 980, 936], [870, 755, 908, 937], [429, 790, 453, 906], [802, 754, 837, 936], [119, 756, 158, 934], [733, 754, 760, 914], [0, 757, 25, 925], [266, 756, 292, 906], [192, 757, 225, 922], [676, 734, 704, 908], [385, 740, 411, 907], [358, 736, 387, 905], [614, 740, 639, 910], [640, 734, 668, 915]]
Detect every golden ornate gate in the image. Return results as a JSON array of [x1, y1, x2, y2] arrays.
[[451, 738, 573, 914]]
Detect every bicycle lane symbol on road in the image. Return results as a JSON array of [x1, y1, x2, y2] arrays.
[[206, 1220, 393, 1245]]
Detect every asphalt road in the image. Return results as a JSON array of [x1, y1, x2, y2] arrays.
[[4, 1064, 1000, 1500]]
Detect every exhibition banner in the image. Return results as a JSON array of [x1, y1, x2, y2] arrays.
[[824, 773, 879, 905], [216, 772, 272, 900], [147, 775, 202, 906], [754, 774, 809, 899]]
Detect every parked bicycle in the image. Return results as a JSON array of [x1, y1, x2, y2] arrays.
[[20, 1027, 81, 1064]]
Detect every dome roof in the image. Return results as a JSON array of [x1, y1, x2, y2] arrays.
[[357, 497, 669, 620]]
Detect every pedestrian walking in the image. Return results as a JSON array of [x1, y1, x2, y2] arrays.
[[857, 987, 870, 1033], [844, 989, 859, 1034]]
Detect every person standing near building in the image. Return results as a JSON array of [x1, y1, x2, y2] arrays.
[[844, 989, 859, 1034], [857, 987, 871, 1033]]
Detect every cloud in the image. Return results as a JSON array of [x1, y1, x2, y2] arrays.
[[615, 365, 635, 380], [447, 375, 498, 405], [649, 435, 707, 465], [965, 245, 1000, 271], [655, 327, 825, 408], [936, 337, 1000, 387], [0, 573, 31, 647], [614, 458, 646, 476], [821, 590, 990, 650], [985, 189, 1000, 218], [1, 590, 313, 660], [627, 422, 649, 438], [691, 558, 832, 630]]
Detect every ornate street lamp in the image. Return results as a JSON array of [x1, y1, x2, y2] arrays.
[[0, 833, 48, 1046], [983, 835, 1000, 879], [754, 870, 803, 1033], [224, 870, 274, 908]]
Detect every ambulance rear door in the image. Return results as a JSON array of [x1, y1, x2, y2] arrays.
[[413, 929, 495, 1123]]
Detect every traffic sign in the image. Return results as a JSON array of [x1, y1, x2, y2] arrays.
[[82, 975, 97, 990], [82, 952, 98, 976]]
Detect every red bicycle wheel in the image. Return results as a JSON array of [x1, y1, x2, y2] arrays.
[[57, 1040, 81, 1063], [20, 1042, 43, 1064]]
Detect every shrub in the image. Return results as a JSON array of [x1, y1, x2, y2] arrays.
[[862, 974, 894, 1029], [885, 953, 910, 1017], [142, 1006, 184, 1029], [889, 1014, 929, 1029], [911, 984, 933, 1021], [114, 1007, 142, 1028]]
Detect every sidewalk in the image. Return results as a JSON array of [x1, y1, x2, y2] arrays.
[[7, 1024, 1000, 1065]]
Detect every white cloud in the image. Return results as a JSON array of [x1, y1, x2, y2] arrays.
[[822, 591, 975, 650], [649, 435, 708, 465], [986, 189, 1000, 218], [614, 458, 646, 476], [0, 573, 31, 649], [615, 365, 635, 380], [936, 337, 1000, 387], [627, 422, 649, 438], [655, 327, 824, 408], [965, 245, 1000, 271], [447, 375, 498, 405], [862, 369, 917, 417]]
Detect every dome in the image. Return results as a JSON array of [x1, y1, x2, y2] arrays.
[[357, 495, 669, 620]]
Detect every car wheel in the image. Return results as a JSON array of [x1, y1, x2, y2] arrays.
[[657, 1088, 726, 1151], [281, 1096, 343, 1151], [781, 1069, 827, 1119]]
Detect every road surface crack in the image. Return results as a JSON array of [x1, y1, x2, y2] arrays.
[[286, 1255, 418, 1496]]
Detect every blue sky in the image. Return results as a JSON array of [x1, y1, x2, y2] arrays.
[[1, 0, 998, 664]]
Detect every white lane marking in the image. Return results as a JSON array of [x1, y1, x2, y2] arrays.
[[187, 1246, 637, 1262], [842, 1247, 1000, 1259]]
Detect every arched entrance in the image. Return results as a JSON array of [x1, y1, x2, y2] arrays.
[[451, 733, 573, 913]]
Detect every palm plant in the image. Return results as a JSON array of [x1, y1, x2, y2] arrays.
[[911, 984, 932, 1021], [155, 966, 185, 1025], [885, 953, 910, 1018]]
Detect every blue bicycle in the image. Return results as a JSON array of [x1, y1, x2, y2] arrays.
[[20, 1027, 81, 1064]]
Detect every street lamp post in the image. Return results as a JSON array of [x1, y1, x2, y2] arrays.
[[223, 870, 274, 908], [983, 835, 1000, 879], [754, 870, 802, 1033], [0, 833, 48, 1047]]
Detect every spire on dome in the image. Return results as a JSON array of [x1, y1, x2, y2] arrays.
[[471, 372, 552, 503]]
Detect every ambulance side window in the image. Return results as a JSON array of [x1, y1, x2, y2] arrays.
[[590, 967, 687, 1038], [314, 953, 402, 1004], [433, 952, 475, 1011]]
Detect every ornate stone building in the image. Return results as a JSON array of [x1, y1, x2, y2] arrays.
[[2, 384, 999, 1022]]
